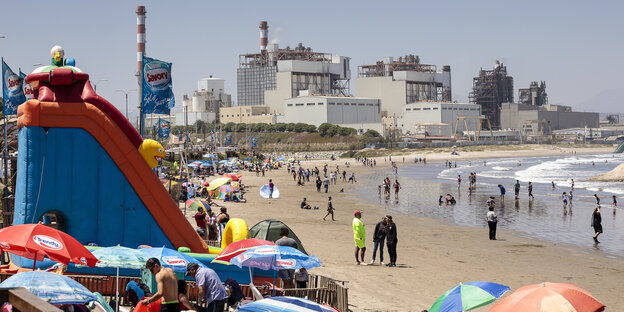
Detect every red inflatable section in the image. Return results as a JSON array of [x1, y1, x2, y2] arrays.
[[19, 69, 210, 253]]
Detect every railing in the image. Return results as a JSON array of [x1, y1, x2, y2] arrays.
[[0, 287, 61, 312]]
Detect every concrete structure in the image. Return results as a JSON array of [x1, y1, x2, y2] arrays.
[[519, 81, 548, 106], [402, 102, 481, 137], [176, 77, 232, 126], [500, 103, 600, 135], [237, 21, 350, 114], [356, 55, 451, 118], [281, 96, 381, 128], [219, 106, 275, 124], [469, 61, 514, 129]]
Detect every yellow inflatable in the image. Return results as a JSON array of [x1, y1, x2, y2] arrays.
[[138, 139, 166, 169], [221, 218, 249, 249]]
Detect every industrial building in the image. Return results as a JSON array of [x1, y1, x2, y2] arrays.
[[280, 96, 381, 130], [219, 106, 275, 124], [237, 21, 351, 114], [176, 77, 232, 126], [402, 102, 482, 137], [469, 61, 514, 129], [500, 103, 599, 135], [355, 55, 451, 118], [519, 81, 548, 106]]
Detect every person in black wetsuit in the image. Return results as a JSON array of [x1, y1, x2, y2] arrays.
[[592, 206, 602, 244]]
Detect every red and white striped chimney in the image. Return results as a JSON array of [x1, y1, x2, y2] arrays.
[[137, 6, 146, 72], [259, 21, 268, 52]]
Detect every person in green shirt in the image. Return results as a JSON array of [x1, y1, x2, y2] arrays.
[[352, 210, 367, 265]]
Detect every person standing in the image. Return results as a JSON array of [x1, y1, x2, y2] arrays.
[[194, 207, 208, 239], [352, 211, 366, 265], [393, 180, 401, 198], [315, 177, 322, 192], [486, 206, 498, 240], [268, 179, 274, 198], [613, 195, 618, 207], [385, 215, 397, 267], [592, 206, 602, 244], [323, 176, 330, 193], [528, 182, 534, 200], [514, 180, 520, 200], [497, 184, 506, 202], [294, 268, 309, 289], [562, 192, 569, 215], [457, 175, 462, 188], [323, 196, 335, 221], [141, 258, 179, 311], [275, 228, 298, 288], [186, 263, 228, 312], [370, 216, 387, 265], [594, 194, 601, 205]]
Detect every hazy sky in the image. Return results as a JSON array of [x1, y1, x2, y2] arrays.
[[2, 1, 622, 121]]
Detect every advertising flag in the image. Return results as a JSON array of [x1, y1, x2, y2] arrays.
[[19, 70, 34, 101], [225, 133, 232, 145], [154, 118, 171, 139], [251, 137, 257, 148], [142, 56, 174, 114], [2, 59, 26, 115]]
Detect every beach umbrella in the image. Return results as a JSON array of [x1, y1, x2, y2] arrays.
[[238, 296, 335, 312], [91, 245, 147, 312], [488, 282, 605, 312], [222, 173, 241, 181], [0, 223, 98, 269], [212, 238, 275, 265], [139, 247, 206, 272], [187, 199, 211, 212], [207, 177, 231, 191], [0, 271, 96, 304], [429, 281, 509, 312], [218, 185, 236, 194], [231, 245, 321, 296], [187, 163, 199, 168]]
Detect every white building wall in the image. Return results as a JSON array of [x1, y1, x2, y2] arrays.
[[403, 103, 481, 137], [283, 96, 380, 127], [264, 72, 292, 114], [355, 76, 406, 118]]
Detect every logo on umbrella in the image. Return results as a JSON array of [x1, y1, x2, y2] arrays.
[[80, 257, 87, 265], [162, 256, 186, 266], [32, 235, 63, 250], [0, 242, 10, 249], [275, 259, 295, 268], [254, 248, 278, 255]]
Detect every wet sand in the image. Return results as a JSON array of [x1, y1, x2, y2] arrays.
[[186, 145, 623, 311]]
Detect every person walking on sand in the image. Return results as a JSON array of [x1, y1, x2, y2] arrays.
[[323, 176, 330, 193], [352, 210, 367, 265], [562, 192, 568, 215], [385, 215, 398, 267], [268, 179, 275, 198], [316, 177, 322, 192], [370, 216, 387, 265], [486, 206, 498, 240], [323, 196, 335, 221], [594, 194, 601, 205], [141, 258, 179, 311], [528, 182, 534, 200], [592, 206, 602, 243], [393, 180, 401, 198], [613, 195, 618, 207], [457, 175, 462, 188]]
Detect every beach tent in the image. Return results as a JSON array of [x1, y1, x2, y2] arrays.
[[259, 184, 280, 199], [248, 220, 307, 255]]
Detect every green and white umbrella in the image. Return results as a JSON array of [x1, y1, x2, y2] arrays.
[[92, 246, 147, 312], [429, 281, 509, 312]]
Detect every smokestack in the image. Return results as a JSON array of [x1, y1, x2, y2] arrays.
[[259, 21, 268, 52], [137, 6, 146, 72]]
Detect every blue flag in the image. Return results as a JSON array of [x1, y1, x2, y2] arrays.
[[19, 70, 34, 101], [154, 118, 171, 139], [2, 59, 26, 115], [225, 133, 232, 145], [142, 56, 174, 114]]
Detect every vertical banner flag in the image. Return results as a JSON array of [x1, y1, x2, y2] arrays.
[[178, 131, 182, 142], [142, 56, 175, 114], [225, 133, 232, 145], [251, 137, 257, 148], [2, 60, 26, 115], [154, 118, 171, 139], [210, 131, 214, 143], [19, 71, 34, 101]]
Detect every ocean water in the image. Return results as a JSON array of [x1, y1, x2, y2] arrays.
[[356, 153, 624, 257]]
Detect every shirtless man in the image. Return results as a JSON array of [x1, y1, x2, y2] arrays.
[[142, 258, 180, 312]]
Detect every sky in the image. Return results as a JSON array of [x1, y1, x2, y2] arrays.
[[2, 1, 623, 122]]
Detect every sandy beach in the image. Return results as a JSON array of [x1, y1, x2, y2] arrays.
[[186, 145, 623, 311]]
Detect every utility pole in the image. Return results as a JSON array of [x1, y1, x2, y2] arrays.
[[116, 89, 136, 120]]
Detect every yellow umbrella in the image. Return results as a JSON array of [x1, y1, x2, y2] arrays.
[[207, 177, 231, 191]]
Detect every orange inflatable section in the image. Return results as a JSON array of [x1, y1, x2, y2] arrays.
[[17, 99, 210, 253]]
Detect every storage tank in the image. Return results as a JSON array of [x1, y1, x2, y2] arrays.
[[191, 93, 206, 112]]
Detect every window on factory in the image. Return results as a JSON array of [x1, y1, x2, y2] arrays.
[[318, 103, 324, 105], [358, 103, 365, 106], [337, 103, 342, 105], [329, 102, 335, 105], [295, 103, 304, 106], [423, 108, 431, 110], [307, 103, 315, 106], [351, 103, 357, 106], [366, 103, 373, 106], [414, 108, 421, 111], [287, 104, 293, 107], [453, 108, 458, 110], [406, 108, 412, 111], [433, 107, 439, 110]]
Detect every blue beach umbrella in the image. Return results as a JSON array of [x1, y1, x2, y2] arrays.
[[429, 281, 509, 312], [239, 296, 335, 312], [139, 247, 206, 272], [0, 271, 96, 304]]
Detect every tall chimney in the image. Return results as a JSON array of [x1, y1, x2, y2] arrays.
[[259, 21, 268, 52], [136, 6, 146, 72]]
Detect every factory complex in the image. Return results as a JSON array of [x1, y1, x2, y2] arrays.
[[169, 21, 602, 142]]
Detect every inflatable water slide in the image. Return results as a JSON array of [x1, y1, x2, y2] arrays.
[[8, 48, 260, 280]]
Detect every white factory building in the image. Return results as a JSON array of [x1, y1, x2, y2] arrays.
[[402, 102, 482, 137], [356, 55, 452, 119], [280, 96, 382, 131], [176, 77, 232, 126]]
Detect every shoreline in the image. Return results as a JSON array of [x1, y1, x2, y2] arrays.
[[187, 144, 622, 311]]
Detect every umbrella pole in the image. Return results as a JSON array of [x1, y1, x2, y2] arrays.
[[272, 255, 276, 297], [32, 251, 36, 271], [116, 266, 120, 312]]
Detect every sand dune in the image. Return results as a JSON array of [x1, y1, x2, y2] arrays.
[[590, 162, 624, 182]]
